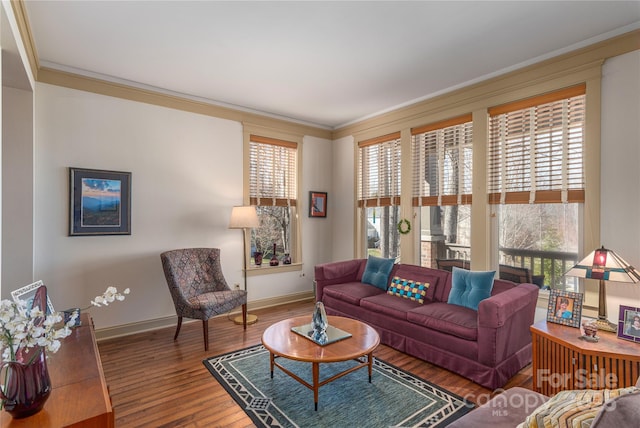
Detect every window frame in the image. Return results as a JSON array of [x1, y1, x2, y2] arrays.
[[243, 126, 302, 274], [411, 114, 474, 267], [487, 86, 587, 291], [357, 132, 402, 259]]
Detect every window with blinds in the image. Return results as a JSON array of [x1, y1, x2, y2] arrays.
[[248, 134, 298, 266], [357, 133, 401, 207], [488, 84, 586, 204], [249, 135, 297, 207], [411, 115, 473, 206], [358, 132, 401, 260]]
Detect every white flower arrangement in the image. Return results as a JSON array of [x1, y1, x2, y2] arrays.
[[0, 299, 74, 363], [85, 286, 131, 310], [0, 286, 130, 363]]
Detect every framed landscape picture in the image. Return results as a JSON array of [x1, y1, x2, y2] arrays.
[[69, 167, 131, 236], [617, 305, 640, 343], [547, 289, 583, 328], [309, 191, 327, 218]]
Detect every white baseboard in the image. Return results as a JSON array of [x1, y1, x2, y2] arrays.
[[94, 291, 315, 341]]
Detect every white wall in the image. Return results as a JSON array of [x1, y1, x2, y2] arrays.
[[600, 50, 640, 320], [2, 86, 33, 292], [34, 83, 243, 328], [32, 83, 334, 330]]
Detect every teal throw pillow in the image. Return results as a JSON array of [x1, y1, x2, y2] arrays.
[[447, 267, 495, 310], [361, 256, 395, 290]]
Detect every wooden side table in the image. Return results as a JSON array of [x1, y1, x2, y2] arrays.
[[0, 314, 113, 427], [531, 320, 640, 396]]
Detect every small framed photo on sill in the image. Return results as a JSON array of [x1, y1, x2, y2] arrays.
[[309, 191, 327, 218], [546, 289, 583, 328], [617, 305, 640, 343], [69, 167, 132, 236]]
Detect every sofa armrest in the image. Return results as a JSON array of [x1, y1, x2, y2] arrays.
[[477, 283, 539, 366], [314, 259, 366, 301]]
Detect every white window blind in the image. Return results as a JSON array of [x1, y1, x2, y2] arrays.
[[411, 115, 473, 206], [358, 132, 401, 207], [488, 84, 586, 204], [249, 135, 298, 206]]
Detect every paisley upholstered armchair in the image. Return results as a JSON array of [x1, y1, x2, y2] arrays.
[[161, 248, 247, 350]]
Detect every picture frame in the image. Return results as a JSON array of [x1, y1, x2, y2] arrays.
[[11, 280, 55, 314], [617, 305, 640, 343], [69, 167, 132, 236], [309, 191, 327, 218], [546, 289, 583, 328]]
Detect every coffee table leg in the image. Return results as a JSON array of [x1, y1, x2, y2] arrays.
[[368, 352, 374, 383], [313, 362, 319, 411], [270, 352, 275, 379]]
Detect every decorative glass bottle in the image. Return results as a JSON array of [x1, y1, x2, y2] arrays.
[[269, 243, 279, 266], [311, 302, 329, 344], [312, 301, 328, 333]]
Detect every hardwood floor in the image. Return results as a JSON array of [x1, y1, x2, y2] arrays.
[[97, 300, 533, 427]]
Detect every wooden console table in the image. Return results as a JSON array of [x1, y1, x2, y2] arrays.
[[531, 319, 640, 396], [0, 314, 114, 427]]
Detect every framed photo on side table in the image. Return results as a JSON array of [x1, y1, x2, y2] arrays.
[[617, 305, 640, 343], [547, 289, 583, 328], [309, 191, 327, 218], [11, 280, 55, 314], [69, 167, 132, 236]]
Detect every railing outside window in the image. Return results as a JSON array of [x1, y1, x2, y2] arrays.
[[434, 243, 579, 291]]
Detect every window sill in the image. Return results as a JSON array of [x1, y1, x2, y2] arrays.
[[246, 262, 302, 277]]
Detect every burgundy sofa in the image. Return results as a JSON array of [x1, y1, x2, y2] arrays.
[[314, 258, 539, 389]]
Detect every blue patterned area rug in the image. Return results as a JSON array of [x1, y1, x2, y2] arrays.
[[203, 344, 474, 427]]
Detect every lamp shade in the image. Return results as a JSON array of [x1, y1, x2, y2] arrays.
[[565, 246, 640, 283], [229, 206, 259, 229]]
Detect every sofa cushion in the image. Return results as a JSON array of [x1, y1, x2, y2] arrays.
[[407, 302, 478, 341], [360, 293, 422, 320], [518, 387, 639, 428], [322, 282, 384, 306], [448, 267, 495, 310], [387, 276, 429, 303], [361, 255, 395, 290]]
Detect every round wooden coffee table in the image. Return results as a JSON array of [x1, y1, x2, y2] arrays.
[[261, 315, 380, 410]]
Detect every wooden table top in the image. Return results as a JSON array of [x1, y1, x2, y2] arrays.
[[531, 319, 640, 359], [261, 316, 380, 363]]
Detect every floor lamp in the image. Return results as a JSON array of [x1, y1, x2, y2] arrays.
[[229, 206, 260, 325], [565, 246, 640, 332]]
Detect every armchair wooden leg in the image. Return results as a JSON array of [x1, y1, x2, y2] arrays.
[[242, 304, 247, 330], [174, 316, 183, 341], [203, 319, 209, 351]]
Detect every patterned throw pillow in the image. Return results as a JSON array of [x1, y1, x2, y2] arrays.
[[387, 277, 429, 304], [517, 387, 639, 428]]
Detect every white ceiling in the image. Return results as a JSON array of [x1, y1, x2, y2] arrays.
[[20, 1, 640, 129]]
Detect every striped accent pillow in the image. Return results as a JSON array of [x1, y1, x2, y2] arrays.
[[387, 276, 429, 304]]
